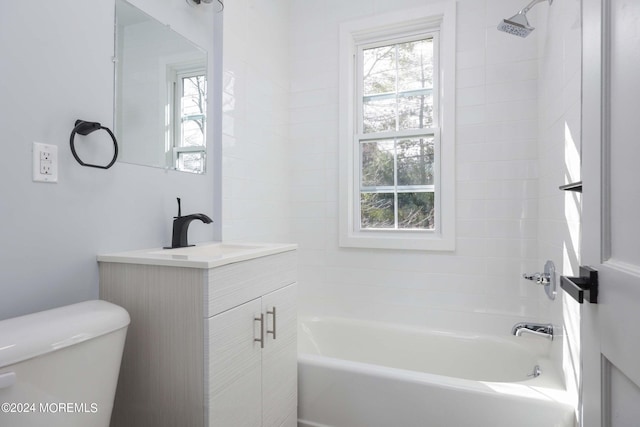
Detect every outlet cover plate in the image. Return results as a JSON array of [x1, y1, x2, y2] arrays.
[[33, 142, 58, 183]]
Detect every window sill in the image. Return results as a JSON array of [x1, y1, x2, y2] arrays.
[[339, 229, 455, 251]]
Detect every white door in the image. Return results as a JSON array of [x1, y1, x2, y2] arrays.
[[581, 0, 640, 425]]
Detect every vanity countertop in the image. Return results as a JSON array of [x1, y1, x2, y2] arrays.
[[97, 242, 297, 269]]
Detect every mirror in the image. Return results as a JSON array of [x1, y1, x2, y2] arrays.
[[114, 0, 207, 173]]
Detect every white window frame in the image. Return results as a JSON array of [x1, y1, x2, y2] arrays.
[[167, 63, 207, 173], [339, 3, 456, 251]]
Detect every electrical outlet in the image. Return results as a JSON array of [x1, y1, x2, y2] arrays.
[[33, 142, 58, 183], [40, 151, 52, 175]]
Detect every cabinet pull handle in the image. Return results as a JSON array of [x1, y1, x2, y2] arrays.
[[254, 313, 264, 348], [267, 307, 276, 340]]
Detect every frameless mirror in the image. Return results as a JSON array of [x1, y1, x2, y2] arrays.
[[114, 0, 207, 173]]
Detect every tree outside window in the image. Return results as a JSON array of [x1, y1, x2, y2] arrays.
[[358, 37, 437, 230]]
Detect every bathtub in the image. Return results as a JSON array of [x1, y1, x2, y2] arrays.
[[298, 317, 575, 427]]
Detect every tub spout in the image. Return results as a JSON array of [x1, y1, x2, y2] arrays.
[[511, 322, 553, 341]]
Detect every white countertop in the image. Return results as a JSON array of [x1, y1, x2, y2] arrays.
[[97, 241, 297, 269]]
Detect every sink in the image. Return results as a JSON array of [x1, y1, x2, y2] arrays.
[[97, 242, 297, 268]]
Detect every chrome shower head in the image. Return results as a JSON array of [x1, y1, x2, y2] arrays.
[[185, 0, 215, 6], [497, 12, 534, 37], [497, 0, 553, 38], [185, 0, 224, 11]]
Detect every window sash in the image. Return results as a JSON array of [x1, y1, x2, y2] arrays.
[[173, 146, 206, 174], [172, 68, 207, 149], [356, 31, 440, 137], [355, 131, 440, 233], [354, 32, 440, 234], [363, 87, 433, 103]]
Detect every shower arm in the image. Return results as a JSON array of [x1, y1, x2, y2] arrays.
[[519, 0, 552, 14]]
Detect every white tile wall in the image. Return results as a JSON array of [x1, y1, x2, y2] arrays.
[[535, 0, 582, 402], [221, 0, 293, 244], [221, 0, 581, 339], [286, 0, 548, 333], [536, 0, 582, 309]]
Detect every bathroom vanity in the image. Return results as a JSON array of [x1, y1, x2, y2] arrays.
[[97, 242, 297, 427]]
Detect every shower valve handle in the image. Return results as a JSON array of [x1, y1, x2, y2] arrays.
[[522, 272, 551, 285]]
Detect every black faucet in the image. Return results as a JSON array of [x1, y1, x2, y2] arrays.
[[167, 198, 213, 248]]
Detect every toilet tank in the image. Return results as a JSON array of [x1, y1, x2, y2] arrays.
[[0, 300, 130, 427]]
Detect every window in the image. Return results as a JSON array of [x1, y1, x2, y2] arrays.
[[359, 36, 437, 231], [339, 5, 456, 250], [169, 66, 207, 174]]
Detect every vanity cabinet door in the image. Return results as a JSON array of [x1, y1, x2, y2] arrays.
[[261, 283, 297, 427], [208, 297, 263, 427]]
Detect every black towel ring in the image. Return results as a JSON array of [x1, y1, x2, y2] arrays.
[[69, 120, 119, 169]]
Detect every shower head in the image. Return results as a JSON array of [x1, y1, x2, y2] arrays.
[[185, 0, 224, 11], [497, 12, 534, 37], [185, 0, 214, 6], [497, 0, 553, 38]]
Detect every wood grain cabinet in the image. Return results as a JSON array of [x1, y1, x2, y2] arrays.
[[99, 249, 297, 427]]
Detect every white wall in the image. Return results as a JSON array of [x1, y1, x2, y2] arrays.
[[288, 0, 550, 332], [221, 0, 293, 243], [0, 0, 218, 320], [536, 0, 582, 407]]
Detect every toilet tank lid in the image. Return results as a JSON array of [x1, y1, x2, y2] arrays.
[[0, 300, 130, 369]]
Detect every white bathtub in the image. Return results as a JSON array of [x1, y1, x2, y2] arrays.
[[298, 317, 575, 427]]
